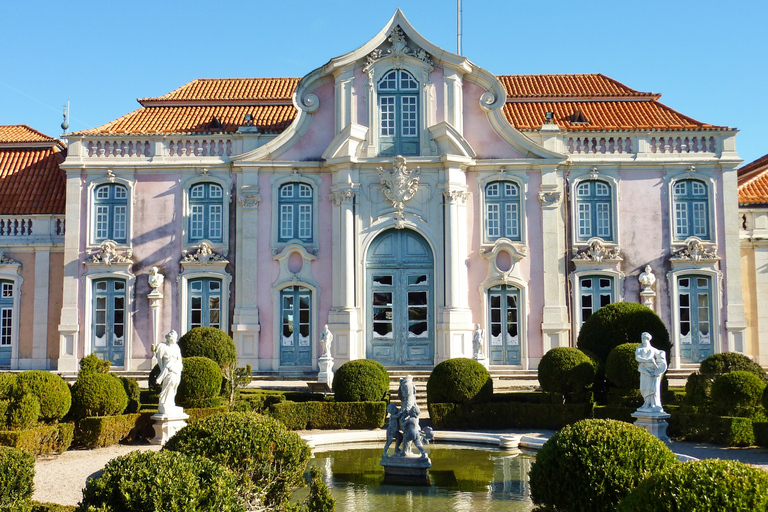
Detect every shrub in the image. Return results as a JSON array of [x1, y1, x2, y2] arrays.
[[332, 359, 390, 403], [685, 371, 712, 405], [700, 352, 767, 382], [148, 364, 161, 393], [77, 449, 244, 512], [13, 371, 71, 422], [164, 412, 311, 509], [178, 327, 237, 367], [70, 373, 128, 419], [0, 400, 7, 425], [577, 302, 671, 366], [78, 354, 111, 376], [426, 358, 493, 405], [429, 401, 594, 431], [120, 377, 140, 414], [0, 373, 15, 398], [619, 459, 768, 511], [0, 423, 74, 455], [305, 466, 335, 512], [667, 411, 755, 446], [269, 400, 387, 430], [177, 357, 223, 408], [74, 413, 149, 449], [605, 343, 641, 389], [711, 370, 766, 415], [529, 418, 678, 512], [30, 503, 76, 512], [538, 347, 596, 399], [7, 394, 40, 430], [0, 446, 34, 512]]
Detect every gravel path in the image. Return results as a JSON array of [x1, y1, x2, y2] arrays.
[[34, 443, 161, 506]]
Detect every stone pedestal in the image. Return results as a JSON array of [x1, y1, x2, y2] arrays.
[[318, 354, 334, 387], [631, 410, 671, 442], [474, 353, 489, 369], [380, 454, 432, 485], [150, 412, 189, 446]]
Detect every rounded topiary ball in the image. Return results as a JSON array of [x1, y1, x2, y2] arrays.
[[332, 360, 390, 403], [0, 446, 35, 511], [164, 412, 310, 508], [7, 393, 40, 430], [79, 449, 243, 512], [529, 419, 678, 512], [577, 302, 671, 366], [700, 352, 767, 382], [605, 343, 641, 389], [427, 358, 493, 405], [711, 370, 766, 412], [70, 373, 128, 419], [618, 459, 768, 511], [538, 347, 596, 396], [685, 371, 713, 405], [13, 370, 71, 422], [178, 327, 237, 367], [177, 356, 223, 408]]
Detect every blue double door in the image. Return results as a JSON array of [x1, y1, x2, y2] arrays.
[[366, 230, 434, 366]]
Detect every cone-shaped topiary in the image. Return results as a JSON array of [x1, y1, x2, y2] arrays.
[[178, 327, 236, 367], [700, 352, 767, 382], [427, 358, 493, 405], [0, 446, 35, 512], [176, 357, 223, 408], [332, 359, 390, 403], [711, 370, 766, 415], [538, 347, 596, 398], [605, 343, 641, 389], [529, 419, 678, 512], [70, 373, 128, 419], [619, 459, 768, 511], [13, 370, 71, 422]]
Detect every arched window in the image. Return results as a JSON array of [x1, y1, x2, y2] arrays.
[[378, 69, 419, 157], [673, 179, 709, 240], [93, 184, 128, 243], [188, 277, 221, 330], [91, 278, 126, 366], [677, 274, 712, 363], [0, 281, 14, 367], [487, 284, 521, 365], [578, 275, 614, 324], [189, 182, 224, 243], [280, 286, 312, 366], [575, 180, 613, 242], [278, 183, 313, 243], [485, 181, 521, 242]]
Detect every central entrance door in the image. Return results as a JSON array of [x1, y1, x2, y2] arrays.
[[366, 229, 434, 366]]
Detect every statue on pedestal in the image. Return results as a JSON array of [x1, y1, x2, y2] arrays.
[[635, 332, 667, 413], [320, 324, 333, 357], [472, 323, 485, 359], [154, 330, 183, 416]]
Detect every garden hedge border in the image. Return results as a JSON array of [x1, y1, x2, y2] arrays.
[[753, 421, 768, 447], [667, 412, 755, 446], [0, 423, 74, 455], [428, 402, 594, 430], [269, 401, 386, 430]]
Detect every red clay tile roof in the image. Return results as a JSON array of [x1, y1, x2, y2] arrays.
[[738, 154, 768, 206], [75, 74, 727, 136], [0, 127, 66, 215]]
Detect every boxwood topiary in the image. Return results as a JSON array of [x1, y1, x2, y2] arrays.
[[0, 446, 35, 512], [177, 357, 223, 408], [427, 358, 493, 405], [538, 347, 596, 398], [685, 371, 713, 405], [529, 418, 678, 512], [0, 372, 16, 399], [164, 412, 311, 509], [700, 352, 768, 382], [78, 354, 112, 376], [70, 373, 128, 419], [577, 302, 671, 367], [13, 371, 71, 423], [77, 449, 244, 512], [7, 394, 40, 430], [120, 377, 141, 414], [178, 327, 237, 367], [711, 370, 766, 415], [332, 359, 390, 403], [618, 459, 768, 511], [605, 343, 641, 389]]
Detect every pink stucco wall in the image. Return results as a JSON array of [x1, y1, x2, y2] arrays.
[[279, 82, 335, 161], [463, 81, 524, 159]]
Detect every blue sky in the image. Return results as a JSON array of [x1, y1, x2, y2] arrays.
[[2, 0, 766, 165]]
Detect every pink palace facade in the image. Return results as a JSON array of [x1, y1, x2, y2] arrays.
[[0, 11, 748, 374]]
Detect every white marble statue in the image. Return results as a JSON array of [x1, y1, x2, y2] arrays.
[[154, 330, 183, 416], [638, 265, 656, 292], [473, 323, 485, 359], [635, 332, 667, 412], [384, 375, 432, 458], [320, 324, 333, 357], [148, 266, 164, 289]]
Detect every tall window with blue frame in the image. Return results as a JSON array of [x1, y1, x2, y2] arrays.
[[378, 69, 419, 156], [278, 183, 313, 243], [280, 286, 312, 366], [673, 179, 709, 240], [189, 183, 223, 243], [485, 181, 521, 242], [487, 285, 521, 365], [0, 281, 13, 367], [678, 275, 712, 363], [188, 278, 221, 330], [576, 180, 613, 242], [91, 278, 126, 366], [579, 275, 614, 325], [93, 184, 128, 243]]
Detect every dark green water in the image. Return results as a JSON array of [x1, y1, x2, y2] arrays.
[[298, 444, 535, 512]]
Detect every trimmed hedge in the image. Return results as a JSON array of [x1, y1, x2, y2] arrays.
[[0, 423, 74, 455], [668, 411, 755, 446], [177, 357, 223, 408], [685, 371, 712, 405], [428, 401, 594, 430], [13, 371, 71, 422], [619, 459, 768, 511], [70, 373, 128, 419], [538, 347, 596, 399], [754, 421, 768, 447], [178, 327, 237, 367], [0, 373, 15, 398], [120, 377, 141, 414], [605, 343, 640, 389], [593, 405, 636, 423], [0, 446, 34, 512], [77, 449, 244, 512], [529, 419, 678, 512], [164, 412, 310, 509], [700, 352, 768, 381], [184, 405, 229, 424], [711, 370, 766, 415], [30, 503, 76, 512], [333, 359, 390, 403], [426, 358, 493, 405], [269, 401, 387, 430], [74, 413, 152, 449]]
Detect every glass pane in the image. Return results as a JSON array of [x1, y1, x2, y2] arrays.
[[697, 278, 709, 289], [209, 280, 221, 291], [373, 322, 392, 337], [595, 182, 610, 196], [486, 183, 499, 197], [692, 181, 706, 195], [191, 296, 202, 309], [505, 182, 518, 197], [373, 307, 392, 321], [113, 281, 125, 291], [378, 70, 398, 90], [280, 184, 293, 198], [96, 185, 110, 200], [191, 281, 203, 292], [407, 275, 428, 286], [399, 70, 419, 90], [577, 182, 590, 196], [373, 275, 392, 286], [191, 184, 205, 198], [299, 184, 312, 198], [679, 278, 690, 288], [599, 294, 611, 307], [373, 293, 392, 306], [581, 278, 593, 289], [409, 322, 428, 337], [209, 184, 223, 198], [408, 291, 427, 306], [191, 310, 202, 328], [674, 181, 687, 196]]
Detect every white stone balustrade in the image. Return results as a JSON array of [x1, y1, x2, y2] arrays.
[[82, 137, 235, 159], [568, 136, 633, 155], [563, 133, 719, 157], [0, 216, 65, 240], [87, 140, 152, 158], [167, 138, 233, 157], [648, 135, 715, 154]]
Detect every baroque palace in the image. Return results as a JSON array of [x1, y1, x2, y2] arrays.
[[0, 11, 751, 374]]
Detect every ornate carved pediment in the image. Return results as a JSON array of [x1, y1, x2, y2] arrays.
[[181, 242, 228, 264], [86, 241, 133, 266], [238, 193, 261, 208], [378, 156, 421, 229], [573, 239, 622, 263], [364, 25, 433, 74], [670, 238, 719, 262], [0, 252, 20, 265]]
